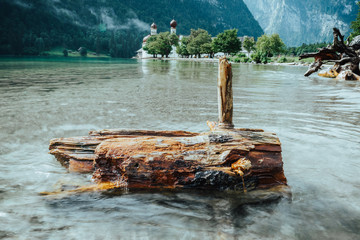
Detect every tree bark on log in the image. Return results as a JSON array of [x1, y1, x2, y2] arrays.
[[49, 128, 287, 191], [300, 28, 360, 80]]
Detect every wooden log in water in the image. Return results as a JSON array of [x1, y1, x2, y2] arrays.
[[49, 128, 287, 191]]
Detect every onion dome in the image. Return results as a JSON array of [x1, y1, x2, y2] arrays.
[[150, 22, 157, 29], [170, 19, 177, 28], [143, 35, 151, 43]]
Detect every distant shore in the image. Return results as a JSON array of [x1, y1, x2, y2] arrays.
[[135, 56, 313, 67]]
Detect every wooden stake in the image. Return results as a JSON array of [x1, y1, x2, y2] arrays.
[[217, 57, 234, 129]]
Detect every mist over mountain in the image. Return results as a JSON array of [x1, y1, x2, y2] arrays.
[[243, 0, 358, 46], [0, 0, 263, 57]]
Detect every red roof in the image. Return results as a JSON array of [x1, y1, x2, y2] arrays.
[[151, 22, 157, 29], [143, 35, 151, 43], [170, 19, 177, 28]]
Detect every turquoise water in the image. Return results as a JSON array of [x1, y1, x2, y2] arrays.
[[0, 58, 360, 239]]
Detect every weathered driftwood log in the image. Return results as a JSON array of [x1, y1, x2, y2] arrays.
[[318, 63, 342, 78], [300, 28, 360, 80], [303, 59, 323, 77], [48, 57, 287, 192], [49, 130, 197, 173], [337, 70, 360, 81], [50, 128, 287, 191]]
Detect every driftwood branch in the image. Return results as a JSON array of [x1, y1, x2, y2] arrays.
[[304, 60, 323, 77], [300, 28, 360, 80], [299, 48, 340, 61]]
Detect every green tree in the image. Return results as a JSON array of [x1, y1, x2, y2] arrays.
[[63, 49, 68, 57], [256, 34, 271, 57], [0, 0, 264, 57], [144, 32, 179, 58], [200, 42, 214, 58], [212, 29, 242, 56], [176, 36, 190, 57], [269, 34, 286, 56], [285, 42, 328, 56], [143, 35, 159, 58], [95, 33, 101, 55], [79, 47, 87, 56], [256, 34, 286, 57], [251, 51, 268, 64], [35, 37, 45, 54], [186, 28, 212, 58], [109, 31, 117, 57], [169, 33, 179, 47], [349, 2, 360, 41], [243, 36, 255, 57], [157, 32, 178, 57]]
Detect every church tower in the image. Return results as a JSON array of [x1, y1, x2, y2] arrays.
[[170, 19, 177, 34], [151, 22, 157, 36]]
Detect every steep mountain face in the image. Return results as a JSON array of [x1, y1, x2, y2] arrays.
[[243, 0, 358, 46], [0, 0, 263, 57]]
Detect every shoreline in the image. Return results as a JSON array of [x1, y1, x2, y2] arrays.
[[135, 56, 314, 67], [0, 55, 332, 68]]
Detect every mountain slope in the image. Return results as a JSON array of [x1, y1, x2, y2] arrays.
[[243, 0, 358, 46], [0, 0, 263, 57]]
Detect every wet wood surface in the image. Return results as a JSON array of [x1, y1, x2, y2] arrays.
[[49, 128, 287, 191]]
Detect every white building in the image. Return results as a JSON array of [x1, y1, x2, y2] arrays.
[[168, 19, 178, 58], [137, 22, 158, 58], [137, 19, 180, 58], [137, 19, 254, 58]]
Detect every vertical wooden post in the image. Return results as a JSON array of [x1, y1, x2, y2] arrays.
[[217, 57, 234, 129]]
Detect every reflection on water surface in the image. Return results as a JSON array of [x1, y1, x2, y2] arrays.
[[0, 58, 359, 239]]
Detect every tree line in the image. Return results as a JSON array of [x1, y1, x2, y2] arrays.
[[285, 42, 329, 57], [3, 0, 353, 61], [349, 1, 360, 41], [142, 27, 290, 64], [144, 29, 243, 58], [0, 0, 264, 58]]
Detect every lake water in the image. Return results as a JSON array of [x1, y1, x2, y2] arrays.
[[0, 57, 359, 239]]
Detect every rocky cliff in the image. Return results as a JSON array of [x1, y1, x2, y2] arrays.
[[243, 0, 358, 46]]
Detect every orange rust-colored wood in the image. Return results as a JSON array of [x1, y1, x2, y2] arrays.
[[68, 159, 94, 173], [49, 128, 287, 192]]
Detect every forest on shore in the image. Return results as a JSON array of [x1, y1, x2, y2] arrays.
[[1, 0, 359, 61], [0, 0, 262, 58]]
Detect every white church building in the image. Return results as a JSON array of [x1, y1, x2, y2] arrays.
[[137, 19, 180, 58], [137, 19, 253, 58]]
